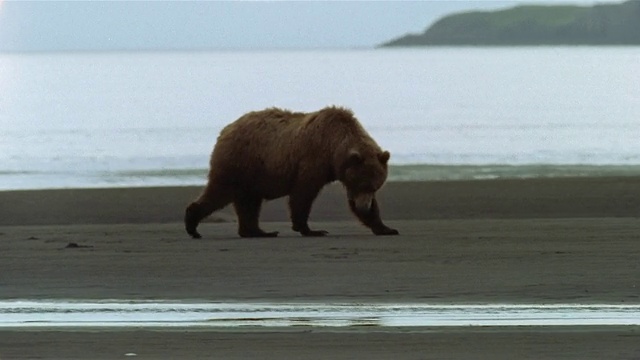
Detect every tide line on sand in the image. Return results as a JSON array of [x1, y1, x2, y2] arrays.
[[2, 301, 640, 328]]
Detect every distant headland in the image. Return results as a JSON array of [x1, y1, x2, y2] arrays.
[[380, 0, 640, 47]]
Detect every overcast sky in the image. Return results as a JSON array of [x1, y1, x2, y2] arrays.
[[0, 0, 626, 52]]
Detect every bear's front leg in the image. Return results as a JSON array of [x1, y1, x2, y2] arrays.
[[348, 197, 399, 236], [289, 186, 329, 237]]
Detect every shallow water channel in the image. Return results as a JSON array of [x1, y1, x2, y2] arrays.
[[1, 301, 639, 328]]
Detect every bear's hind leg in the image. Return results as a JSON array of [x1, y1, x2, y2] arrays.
[[185, 184, 234, 239], [348, 197, 399, 236], [289, 186, 329, 237], [233, 193, 279, 238]]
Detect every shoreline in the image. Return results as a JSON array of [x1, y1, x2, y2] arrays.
[[2, 176, 640, 226], [5, 163, 640, 192]]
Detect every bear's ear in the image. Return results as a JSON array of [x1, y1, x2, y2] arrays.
[[378, 151, 390, 165]]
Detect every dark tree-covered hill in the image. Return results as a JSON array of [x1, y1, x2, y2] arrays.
[[381, 1, 640, 46]]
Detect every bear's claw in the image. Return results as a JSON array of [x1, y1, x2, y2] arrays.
[[293, 224, 329, 237], [373, 227, 399, 236]]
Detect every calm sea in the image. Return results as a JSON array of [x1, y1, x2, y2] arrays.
[[1, 48, 639, 190]]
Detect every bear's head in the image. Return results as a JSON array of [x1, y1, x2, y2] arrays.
[[339, 149, 390, 212]]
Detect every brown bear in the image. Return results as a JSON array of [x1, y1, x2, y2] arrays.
[[185, 106, 398, 238]]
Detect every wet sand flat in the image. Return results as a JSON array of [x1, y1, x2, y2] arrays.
[[1, 327, 640, 360], [1, 178, 640, 358], [1, 218, 640, 303]]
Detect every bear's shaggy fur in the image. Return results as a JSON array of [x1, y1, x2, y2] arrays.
[[185, 106, 398, 238]]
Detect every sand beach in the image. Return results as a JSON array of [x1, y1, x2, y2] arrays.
[[1, 178, 640, 359]]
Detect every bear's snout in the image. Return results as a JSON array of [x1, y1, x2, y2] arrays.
[[353, 192, 374, 212]]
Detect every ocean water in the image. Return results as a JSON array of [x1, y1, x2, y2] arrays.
[[1, 48, 639, 190]]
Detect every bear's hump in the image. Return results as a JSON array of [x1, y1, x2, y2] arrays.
[[315, 106, 355, 121]]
